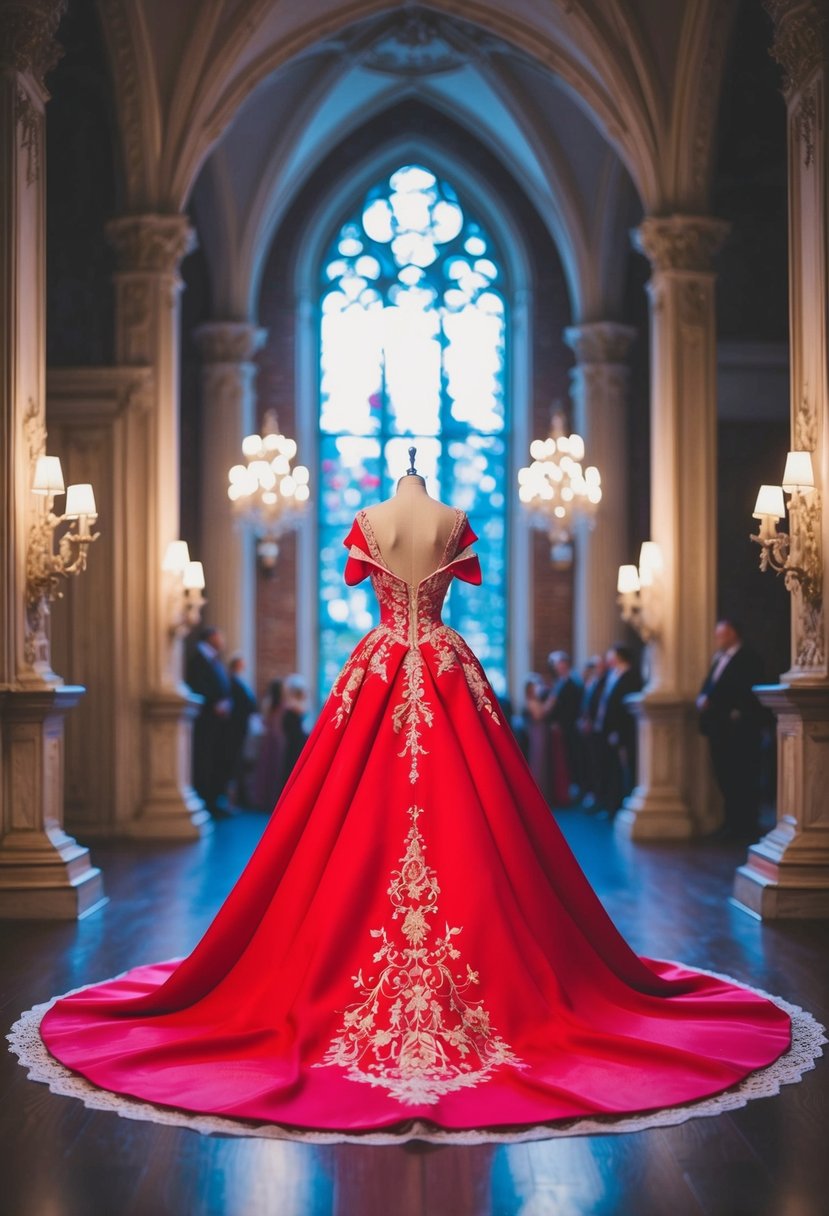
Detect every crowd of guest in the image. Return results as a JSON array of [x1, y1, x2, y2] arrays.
[[517, 619, 769, 841], [185, 625, 309, 818], [517, 644, 641, 818]]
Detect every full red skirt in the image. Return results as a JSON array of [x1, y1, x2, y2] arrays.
[[39, 631, 791, 1132]]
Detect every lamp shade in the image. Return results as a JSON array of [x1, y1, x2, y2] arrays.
[[64, 483, 97, 519], [782, 450, 815, 492], [163, 539, 191, 573], [638, 541, 663, 576], [753, 484, 785, 519], [617, 564, 640, 594], [32, 455, 65, 495], [183, 560, 205, 591]]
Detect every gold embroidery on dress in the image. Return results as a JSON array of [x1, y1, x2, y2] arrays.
[[331, 511, 499, 750], [331, 628, 394, 729], [426, 625, 501, 724], [314, 805, 524, 1105], [392, 650, 434, 783]]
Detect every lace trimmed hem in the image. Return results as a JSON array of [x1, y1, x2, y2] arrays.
[[7, 963, 825, 1145]]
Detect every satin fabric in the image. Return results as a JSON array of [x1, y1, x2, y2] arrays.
[[40, 510, 791, 1132]]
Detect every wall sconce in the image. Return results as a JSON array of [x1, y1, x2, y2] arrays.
[[617, 541, 663, 642], [26, 454, 100, 669], [163, 540, 207, 637], [751, 451, 822, 603]]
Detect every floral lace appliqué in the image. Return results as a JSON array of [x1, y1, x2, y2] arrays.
[[330, 628, 393, 729], [314, 805, 524, 1105], [392, 650, 434, 783]]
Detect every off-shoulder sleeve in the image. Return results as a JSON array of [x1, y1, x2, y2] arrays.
[[342, 516, 372, 585], [452, 516, 482, 585]]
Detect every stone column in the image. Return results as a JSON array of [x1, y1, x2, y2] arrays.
[[0, 0, 105, 916], [617, 215, 729, 841], [564, 322, 636, 663], [106, 214, 211, 839], [47, 367, 152, 839], [193, 321, 266, 676], [734, 0, 829, 916]]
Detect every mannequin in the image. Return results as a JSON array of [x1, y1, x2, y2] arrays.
[[362, 447, 458, 585]]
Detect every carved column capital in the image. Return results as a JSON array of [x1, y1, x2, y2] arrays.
[[764, 0, 829, 97], [193, 321, 267, 364], [0, 0, 66, 82], [564, 321, 636, 366], [632, 215, 730, 273], [105, 214, 196, 275]]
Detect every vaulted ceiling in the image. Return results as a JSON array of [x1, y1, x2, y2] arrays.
[[96, 0, 736, 320]]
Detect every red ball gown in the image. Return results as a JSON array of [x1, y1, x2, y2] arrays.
[[12, 509, 823, 1142]]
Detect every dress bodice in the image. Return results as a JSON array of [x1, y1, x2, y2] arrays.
[[342, 508, 481, 648]]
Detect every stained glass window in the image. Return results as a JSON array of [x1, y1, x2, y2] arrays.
[[318, 164, 508, 702]]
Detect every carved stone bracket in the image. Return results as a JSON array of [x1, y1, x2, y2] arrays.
[[563, 321, 636, 366], [764, 0, 828, 98], [106, 214, 196, 275], [194, 322, 267, 365], [633, 215, 731, 273], [0, 0, 66, 83]]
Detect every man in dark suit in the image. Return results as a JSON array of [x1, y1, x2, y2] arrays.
[[697, 619, 764, 841], [186, 626, 233, 817], [594, 644, 641, 816]]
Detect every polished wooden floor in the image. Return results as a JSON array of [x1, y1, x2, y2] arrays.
[[1, 809, 827, 1216]]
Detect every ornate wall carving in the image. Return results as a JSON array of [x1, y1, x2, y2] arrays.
[[563, 321, 635, 367], [194, 321, 267, 365], [795, 84, 818, 165], [796, 387, 819, 450], [691, 2, 734, 198], [15, 85, 40, 184], [95, 0, 146, 205], [106, 214, 196, 274], [633, 215, 730, 273], [679, 280, 709, 328], [23, 396, 45, 469], [0, 0, 66, 82], [765, 0, 828, 98]]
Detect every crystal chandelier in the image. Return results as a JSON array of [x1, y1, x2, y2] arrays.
[[517, 411, 602, 560], [228, 410, 310, 570]]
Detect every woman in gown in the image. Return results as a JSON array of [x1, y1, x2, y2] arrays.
[[9, 475, 823, 1143]]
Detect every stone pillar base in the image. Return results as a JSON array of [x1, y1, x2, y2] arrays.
[[733, 684, 829, 918], [0, 686, 107, 920], [615, 693, 716, 840], [128, 689, 213, 840]]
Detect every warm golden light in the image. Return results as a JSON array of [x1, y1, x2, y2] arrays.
[[32, 455, 65, 496], [617, 564, 640, 594], [753, 484, 785, 519], [782, 451, 815, 492], [64, 483, 97, 520], [183, 560, 205, 591]]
